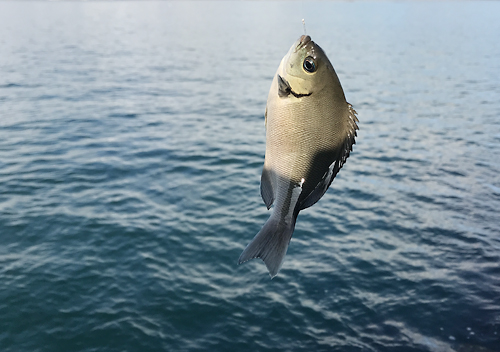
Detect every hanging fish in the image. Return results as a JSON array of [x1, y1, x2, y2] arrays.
[[238, 35, 359, 278]]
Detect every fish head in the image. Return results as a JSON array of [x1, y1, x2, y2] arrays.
[[278, 35, 334, 96]]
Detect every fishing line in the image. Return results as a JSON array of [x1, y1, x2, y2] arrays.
[[301, 0, 307, 35]]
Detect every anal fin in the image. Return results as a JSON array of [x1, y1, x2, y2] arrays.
[[260, 166, 275, 209]]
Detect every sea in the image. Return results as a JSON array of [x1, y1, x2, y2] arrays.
[[0, 1, 499, 351]]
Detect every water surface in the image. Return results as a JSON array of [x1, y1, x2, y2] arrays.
[[1, 1, 499, 351]]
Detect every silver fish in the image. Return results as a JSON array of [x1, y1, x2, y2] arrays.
[[238, 35, 359, 278]]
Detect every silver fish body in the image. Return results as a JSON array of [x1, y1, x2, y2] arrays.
[[239, 35, 359, 278]]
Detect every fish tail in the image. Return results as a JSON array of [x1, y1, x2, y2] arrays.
[[238, 215, 296, 278]]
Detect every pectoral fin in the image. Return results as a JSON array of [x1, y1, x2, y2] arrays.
[[277, 75, 312, 99], [278, 74, 292, 98]]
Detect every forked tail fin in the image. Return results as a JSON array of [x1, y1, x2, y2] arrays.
[[238, 215, 296, 278]]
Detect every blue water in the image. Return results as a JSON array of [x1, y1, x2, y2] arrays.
[[1, 1, 499, 351]]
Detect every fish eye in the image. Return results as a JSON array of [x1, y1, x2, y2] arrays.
[[303, 57, 316, 73]]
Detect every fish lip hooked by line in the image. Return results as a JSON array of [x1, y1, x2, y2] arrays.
[[295, 35, 312, 52]]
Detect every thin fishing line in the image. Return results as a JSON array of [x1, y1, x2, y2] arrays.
[[301, 0, 306, 35]]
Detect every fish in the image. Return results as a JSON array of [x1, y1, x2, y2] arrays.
[[238, 35, 359, 278]]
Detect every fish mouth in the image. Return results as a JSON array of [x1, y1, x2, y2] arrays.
[[295, 35, 312, 52]]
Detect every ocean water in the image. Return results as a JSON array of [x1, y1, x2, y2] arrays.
[[1, 1, 499, 351]]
